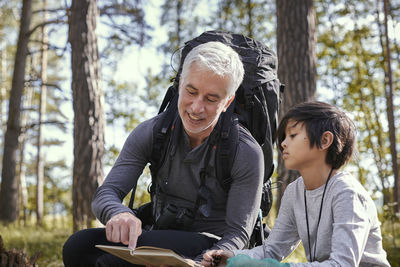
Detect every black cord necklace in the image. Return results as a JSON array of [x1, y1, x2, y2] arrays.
[[304, 168, 334, 262]]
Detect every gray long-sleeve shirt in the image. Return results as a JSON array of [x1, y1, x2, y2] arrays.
[[92, 114, 264, 255], [233, 171, 390, 267]]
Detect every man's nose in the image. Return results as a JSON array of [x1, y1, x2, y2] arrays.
[[191, 97, 205, 113]]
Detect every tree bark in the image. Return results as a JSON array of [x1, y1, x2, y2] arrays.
[[36, 0, 48, 226], [18, 82, 33, 226], [0, 0, 32, 223], [275, 0, 317, 210], [0, 49, 6, 129], [176, 0, 182, 46], [382, 0, 399, 211], [247, 0, 253, 38], [69, 0, 104, 231]]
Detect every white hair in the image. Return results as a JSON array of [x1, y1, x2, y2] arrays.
[[179, 41, 244, 97]]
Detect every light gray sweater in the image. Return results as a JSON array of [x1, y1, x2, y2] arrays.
[[233, 171, 390, 266]]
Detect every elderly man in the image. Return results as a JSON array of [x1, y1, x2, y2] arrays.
[[63, 41, 264, 266]]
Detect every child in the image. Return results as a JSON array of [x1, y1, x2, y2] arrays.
[[202, 101, 390, 266]]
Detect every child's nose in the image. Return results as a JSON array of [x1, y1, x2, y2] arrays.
[[281, 139, 287, 148]]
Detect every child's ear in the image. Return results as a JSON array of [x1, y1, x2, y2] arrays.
[[321, 131, 334, 150]]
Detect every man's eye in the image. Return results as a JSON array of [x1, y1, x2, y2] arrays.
[[207, 97, 217, 103]]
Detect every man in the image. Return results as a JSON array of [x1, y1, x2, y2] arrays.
[[63, 41, 264, 266]]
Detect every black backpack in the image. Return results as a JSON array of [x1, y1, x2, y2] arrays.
[[130, 30, 283, 247]]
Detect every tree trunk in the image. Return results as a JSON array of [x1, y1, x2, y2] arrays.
[[0, 235, 40, 267], [0, 0, 32, 224], [359, 87, 390, 203], [0, 48, 6, 129], [247, 0, 253, 38], [176, 0, 182, 46], [18, 82, 33, 225], [382, 0, 399, 211], [36, 0, 48, 226], [275, 0, 317, 210], [69, 0, 104, 231]]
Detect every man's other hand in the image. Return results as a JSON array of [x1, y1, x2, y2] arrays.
[[106, 212, 142, 249], [202, 249, 234, 266]]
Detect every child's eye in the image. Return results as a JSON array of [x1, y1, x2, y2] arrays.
[[290, 134, 297, 138]]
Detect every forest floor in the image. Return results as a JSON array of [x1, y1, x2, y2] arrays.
[[1, 216, 71, 267], [0, 214, 399, 266]]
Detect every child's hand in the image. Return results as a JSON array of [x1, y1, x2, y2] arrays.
[[226, 255, 289, 267], [202, 249, 234, 266]]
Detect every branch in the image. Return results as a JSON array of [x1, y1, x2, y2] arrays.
[[101, 21, 143, 44], [24, 78, 63, 91], [23, 120, 67, 131], [32, 7, 67, 15], [28, 18, 67, 37], [29, 39, 68, 52]]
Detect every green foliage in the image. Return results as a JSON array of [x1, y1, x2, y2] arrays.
[[215, 0, 276, 43], [1, 217, 73, 267], [98, 0, 152, 64], [104, 144, 121, 168], [379, 203, 400, 267], [315, 0, 399, 205]]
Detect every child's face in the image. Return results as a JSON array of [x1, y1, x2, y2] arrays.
[[281, 120, 320, 171]]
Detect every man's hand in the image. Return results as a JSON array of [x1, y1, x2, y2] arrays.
[[106, 212, 142, 249], [202, 249, 234, 267]]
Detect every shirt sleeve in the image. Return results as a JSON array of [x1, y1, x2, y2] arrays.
[[232, 182, 301, 260], [91, 119, 154, 225], [204, 132, 264, 253]]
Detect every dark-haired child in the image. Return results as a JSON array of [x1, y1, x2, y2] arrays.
[[202, 101, 390, 266]]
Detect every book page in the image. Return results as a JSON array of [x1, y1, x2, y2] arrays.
[[96, 245, 200, 267]]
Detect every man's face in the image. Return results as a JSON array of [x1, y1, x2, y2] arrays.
[[178, 62, 234, 146]]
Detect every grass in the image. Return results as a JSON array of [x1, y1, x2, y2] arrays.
[[381, 219, 400, 267], [1, 216, 72, 267], [1, 212, 399, 266]]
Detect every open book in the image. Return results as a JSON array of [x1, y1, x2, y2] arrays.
[[96, 245, 201, 267]]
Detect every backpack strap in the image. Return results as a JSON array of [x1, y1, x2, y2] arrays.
[[149, 89, 179, 178], [158, 81, 179, 114], [193, 128, 220, 218], [128, 89, 179, 210], [215, 102, 239, 193]]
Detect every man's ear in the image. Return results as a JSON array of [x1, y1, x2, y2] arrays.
[[321, 131, 334, 150], [223, 95, 235, 112]]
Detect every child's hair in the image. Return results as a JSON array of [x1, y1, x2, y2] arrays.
[[276, 101, 356, 169]]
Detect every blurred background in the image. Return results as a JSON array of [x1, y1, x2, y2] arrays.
[[0, 0, 399, 266]]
